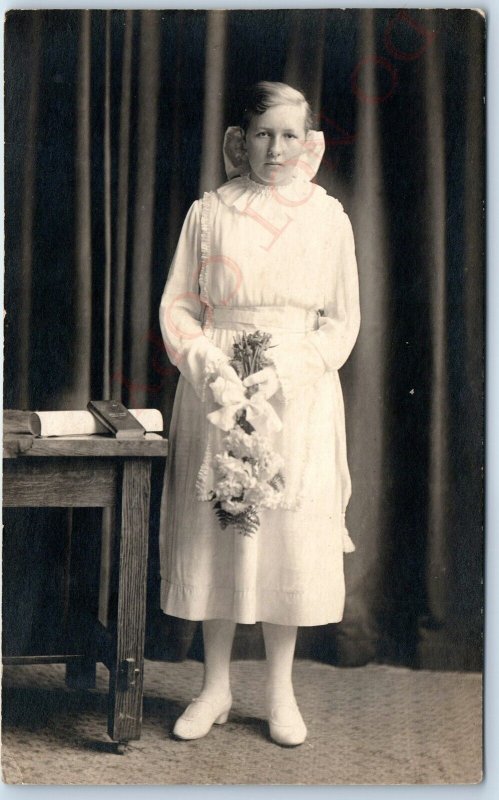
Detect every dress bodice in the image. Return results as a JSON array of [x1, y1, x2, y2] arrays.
[[199, 176, 347, 313], [159, 173, 360, 409]]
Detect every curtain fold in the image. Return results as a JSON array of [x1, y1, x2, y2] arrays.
[[199, 10, 227, 195], [112, 11, 134, 401], [128, 12, 161, 408], [336, 8, 389, 666], [17, 15, 42, 409], [102, 10, 112, 400], [422, 10, 449, 628], [68, 9, 92, 408], [284, 9, 326, 117], [4, 9, 484, 671]]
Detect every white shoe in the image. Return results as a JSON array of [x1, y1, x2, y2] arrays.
[[268, 701, 307, 747], [173, 693, 232, 740]]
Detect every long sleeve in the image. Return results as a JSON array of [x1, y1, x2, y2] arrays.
[[271, 208, 360, 401], [159, 200, 230, 399]]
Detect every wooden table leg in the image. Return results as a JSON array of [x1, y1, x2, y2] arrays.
[[107, 458, 151, 746]]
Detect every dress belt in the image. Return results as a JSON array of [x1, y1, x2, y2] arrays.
[[205, 305, 320, 333]]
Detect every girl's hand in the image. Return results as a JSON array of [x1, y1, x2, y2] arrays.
[[243, 366, 280, 400], [217, 362, 244, 387], [209, 361, 245, 407]]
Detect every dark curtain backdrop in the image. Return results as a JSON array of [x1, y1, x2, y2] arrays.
[[4, 9, 484, 671]]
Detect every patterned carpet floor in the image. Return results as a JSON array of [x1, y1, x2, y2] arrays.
[[1, 659, 482, 785]]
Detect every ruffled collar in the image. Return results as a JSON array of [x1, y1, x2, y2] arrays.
[[215, 174, 327, 216]]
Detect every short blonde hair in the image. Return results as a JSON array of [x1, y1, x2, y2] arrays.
[[241, 81, 314, 133]]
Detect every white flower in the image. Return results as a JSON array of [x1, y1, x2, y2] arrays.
[[223, 428, 255, 459], [253, 451, 284, 481], [245, 481, 283, 510], [215, 477, 244, 501], [214, 453, 254, 486]]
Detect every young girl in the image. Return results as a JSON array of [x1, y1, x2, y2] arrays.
[[159, 81, 360, 746]]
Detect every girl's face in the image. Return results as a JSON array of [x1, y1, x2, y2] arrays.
[[244, 104, 307, 186]]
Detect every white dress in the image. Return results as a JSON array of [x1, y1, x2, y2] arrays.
[[159, 174, 360, 627]]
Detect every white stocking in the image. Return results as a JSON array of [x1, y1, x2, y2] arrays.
[[262, 622, 298, 705], [198, 618, 236, 701]]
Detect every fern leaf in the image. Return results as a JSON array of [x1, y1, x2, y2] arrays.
[[269, 472, 285, 492], [214, 501, 260, 537]]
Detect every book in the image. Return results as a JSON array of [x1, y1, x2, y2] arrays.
[[3, 408, 163, 438], [87, 400, 146, 440]]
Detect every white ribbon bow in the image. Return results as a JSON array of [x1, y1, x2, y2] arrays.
[[207, 376, 283, 436]]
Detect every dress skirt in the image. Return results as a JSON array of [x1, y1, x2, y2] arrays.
[[159, 313, 351, 627]]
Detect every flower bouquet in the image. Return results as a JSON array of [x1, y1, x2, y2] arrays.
[[207, 331, 285, 536]]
